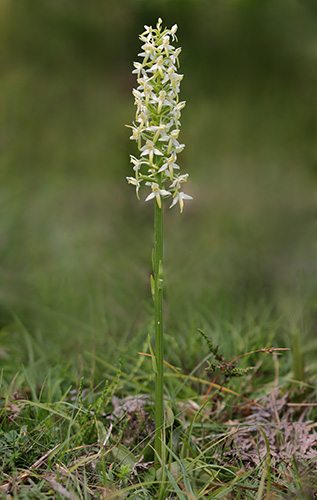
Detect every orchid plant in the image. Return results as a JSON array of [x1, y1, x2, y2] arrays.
[[127, 18, 192, 460]]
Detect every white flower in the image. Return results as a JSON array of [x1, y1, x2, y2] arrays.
[[169, 191, 193, 213], [169, 47, 182, 64], [141, 140, 163, 164], [138, 42, 156, 61], [175, 101, 186, 111], [144, 124, 167, 143], [137, 76, 154, 91], [158, 35, 174, 57], [129, 155, 149, 177], [135, 109, 150, 128], [159, 129, 185, 155], [170, 173, 189, 190], [158, 153, 180, 179], [140, 25, 153, 40], [132, 88, 143, 100], [129, 123, 143, 142], [148, 90, 173, 114], [162, 67, 183, 91], [148, 55, 166, 78], [145, 182, 171, 208], [170, 24, 178, 40], [132, 61, 145, 76], [127, 176, 141, 199], [169, 101, 186, 122]]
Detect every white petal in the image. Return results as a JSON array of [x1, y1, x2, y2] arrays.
[[126, 176, 137, 185], [145, 192, 156, 202], [153, 148, 164, 156], [159, 189, 171, 196], [169, 197, 178, 209], [158, 164, 167, 173], [181, 193, 193, 200]]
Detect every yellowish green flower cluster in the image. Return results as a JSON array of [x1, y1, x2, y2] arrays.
[[127, 18, 192, 213]]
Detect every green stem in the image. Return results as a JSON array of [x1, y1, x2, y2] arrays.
[[154, 198, 164, 459]]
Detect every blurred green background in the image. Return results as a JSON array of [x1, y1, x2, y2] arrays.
[[1, 0, 316, 375]]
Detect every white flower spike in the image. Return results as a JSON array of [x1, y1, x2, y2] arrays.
[[127, 19, 192, 212]]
